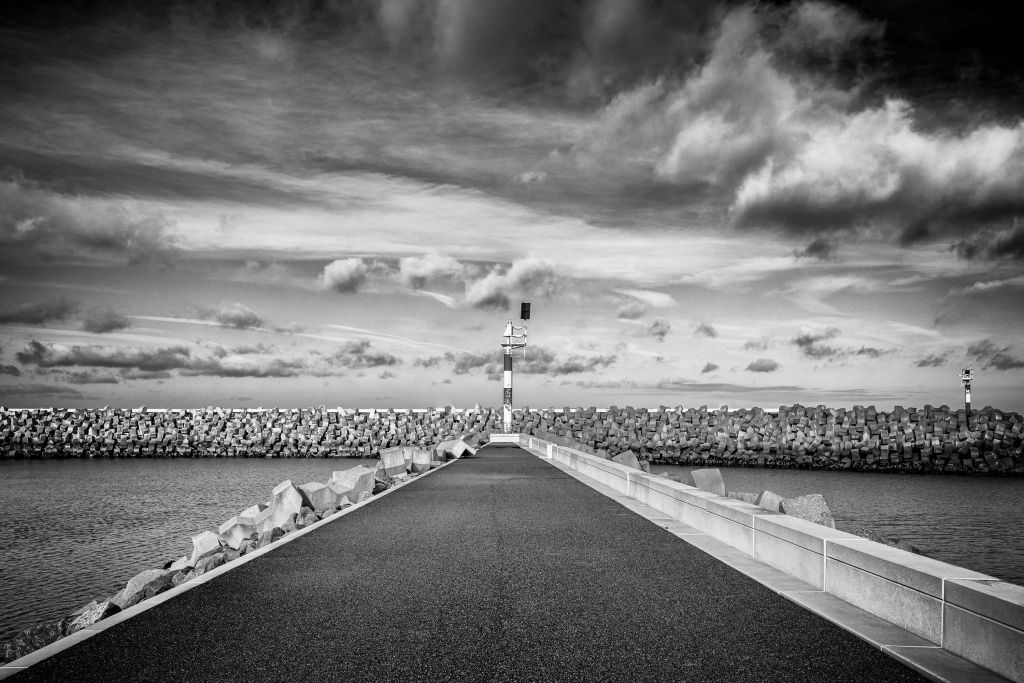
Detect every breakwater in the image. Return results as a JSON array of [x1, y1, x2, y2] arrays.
[[2, 404, 1022, 474]]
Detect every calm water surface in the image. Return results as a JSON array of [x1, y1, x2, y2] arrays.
[[0, 458, 364, 642], [1, 459, 1023, 644]]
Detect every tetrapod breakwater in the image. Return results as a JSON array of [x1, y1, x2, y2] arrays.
[[1, 404, 1022, 474]]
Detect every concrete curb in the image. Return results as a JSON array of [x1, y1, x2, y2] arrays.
[[512, 436, 1013, 683], [0, 457, 460, 680]]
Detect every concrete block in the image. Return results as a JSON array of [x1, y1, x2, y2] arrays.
[[411, 448, 432, 473], [781, 493, 836, 528], [726, 491, 758, 504], [296, 482, 339, 512], [329, 466, 376, 503], [450, 440, 477, 458], [189, 530, 222, 566], [264, 480, 305, 532], [755, 490, 785, 512], [690, 468, 726, 496], [943, 580, 1024, 682], [218, 516, 258, 551], [611, 450, 641, 470], [379, 446, 406, 476]]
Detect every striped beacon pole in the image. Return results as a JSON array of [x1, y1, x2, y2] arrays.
[[501, 303, 530, 433], [960, 364, 974, 418]]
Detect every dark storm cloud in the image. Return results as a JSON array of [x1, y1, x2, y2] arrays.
[[701, 362, 719, 374], [793, 327, 841, 359], [63, 370, 120, 385], [952, 224, 1024, 261], [0, 299, 76, 325], [916, 353, 948, 368], [746, 358, 780, 373], [968, 340, 1024, 371], [0, 365, 21, 376], [0, 383, 84, 399], [82, 307, 132, 334]]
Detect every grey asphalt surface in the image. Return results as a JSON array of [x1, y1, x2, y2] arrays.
[[13, 445, 925, 682]]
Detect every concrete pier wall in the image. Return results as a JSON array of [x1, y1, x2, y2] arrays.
[[514, 433, 1024, 682]]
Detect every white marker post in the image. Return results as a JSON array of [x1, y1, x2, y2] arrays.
[[960, 365, 974, 418], [500, 304, 529, 433]]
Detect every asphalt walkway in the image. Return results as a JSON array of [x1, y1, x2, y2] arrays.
[[12, 445, 925, 682]]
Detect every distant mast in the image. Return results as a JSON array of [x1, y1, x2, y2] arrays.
[[500, 303, 529, 433], [960, 365, 974, 417]]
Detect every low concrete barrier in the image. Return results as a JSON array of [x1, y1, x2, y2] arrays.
[[508, 433, 1024, 682]]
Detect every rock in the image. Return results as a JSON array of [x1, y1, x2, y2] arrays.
[[142, 572, 176, 600], [296, 482, 339, 512], [329, 466, 375, 503], [755, 490, 786, 512], [189, 530, 223, 566], [111, 569, 170, 610], [238, 538, 255, 555], [410, 448, 432, 473], [2, 617, 73, 664], [261, 480, 305, 533], [192, 551, 226, 577], [611, 450, 641, 470], [223, 548, 241, 563], [171, 571, 190, 587], [896, 539, 925, 555], [255, 527, 284, 549], [640, 460, 651, 473], [168, 556, 192, 573], [727, 491, 759, 504], [280, 512, 299, 534], [67, 601, 120, 635], [379, 446, 407, 476], [690, 468, 726, 496], [358, 490, 372, 503], [781, 493, 836, 528]]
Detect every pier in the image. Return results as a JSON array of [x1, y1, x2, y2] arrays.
[[4, 443, 983, 681]]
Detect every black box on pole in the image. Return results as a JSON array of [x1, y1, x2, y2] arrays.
[[520, 302, 531, 320]]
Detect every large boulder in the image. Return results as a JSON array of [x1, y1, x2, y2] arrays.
[[690, 468, 726, 497], [261, 480, 305, 533], [781, 493, 836, 528], [255, 527, 285, 549], [329, 466, 375, 503], [190, 551, 226, 578], [755, 490, 786, 512], [612, 450, 641, 470], [111, 569, 170, 610], [2, 617, 73, 664], [189, 530, 223, 566], [379, 446, 407, 477], [296, 482, 339, 513], [67, 601, 121, 635]]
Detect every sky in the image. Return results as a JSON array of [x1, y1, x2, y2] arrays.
[[1, 0, 1022, 411]]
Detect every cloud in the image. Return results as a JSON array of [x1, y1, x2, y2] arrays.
[[701, 362, 719, 374], [447, 350, 496, 375], [203, 301, 263, 329], [330, 340, 401, 368], [947, 275, 1024, 297], [0, 299, 76, 325], [0, 177, 175, 263], [82, 307, 132, 334], [378, 370, 396, 379], [464, 257, 562, 311], [855, 346, 885, 359], [0, 383, 85, 399], [916, 353, 948, 367], [968, 340, 1024, 371], [121, 369, 173, 380], [399, 252, 464, 288], [1, 365, 22, 376], [794, 237, 837, 260], [616, 301, 647, 320], [63, 371, 120, 385], [953, 224, 1024, 261], [694, 323, 717, 338], [792, 327, 842, 359], [646, 319, 671, 341], [615, 289, 677, 309], [319, 258, 369, 293], [743, 337, 771, 351], [414, 355, 445, 368], [654, 379, 799, 393], [746, 358, 780, 372]]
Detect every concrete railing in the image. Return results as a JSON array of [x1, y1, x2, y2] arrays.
[[506, 433, 1024, 682]]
